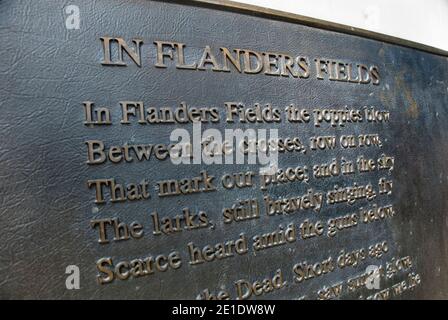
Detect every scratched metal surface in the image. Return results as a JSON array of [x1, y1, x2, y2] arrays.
[[0, 0, 447, 299]]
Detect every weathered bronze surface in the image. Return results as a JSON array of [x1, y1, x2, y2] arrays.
[[0, 0, 447, 299]]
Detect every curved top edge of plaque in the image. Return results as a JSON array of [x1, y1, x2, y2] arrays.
[[182, 0, 448, 57]]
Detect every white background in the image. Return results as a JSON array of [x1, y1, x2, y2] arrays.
[[234, 0, 448, 51]]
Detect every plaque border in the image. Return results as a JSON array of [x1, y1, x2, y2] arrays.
[[174, 0, 448, 57]]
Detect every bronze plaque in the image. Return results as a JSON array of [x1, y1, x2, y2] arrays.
[[0, 0, 447, 299]]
